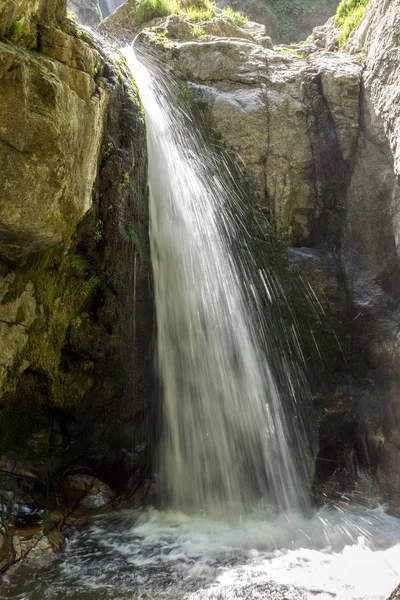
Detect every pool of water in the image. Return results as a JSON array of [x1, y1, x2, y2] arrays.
[[2, 505, 400, 600]]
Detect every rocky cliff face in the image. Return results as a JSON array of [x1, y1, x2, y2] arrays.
[[122, 0, 400, 509], [0, 0, 153, 519], [1, 0, 399, 533]]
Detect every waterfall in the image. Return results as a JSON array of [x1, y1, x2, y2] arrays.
[[123, 46, 308, 517]]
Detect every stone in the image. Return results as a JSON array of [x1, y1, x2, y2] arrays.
[[200, 17, 254, 42], [0, 34, 108, 259], [150, 30, 361, 244], [67, 0, 102, 27], [59, 474, 116, 508], [306, 16, 339, 53], [0, 0, 67, 37], [0, 533, 14, 573], [0, 0, 152, 512], [0, 279, 36, 392]]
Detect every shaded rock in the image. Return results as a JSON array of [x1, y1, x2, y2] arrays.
[[0, 279, 36, 391], [68, 0, 102, 27], [347, 0, 400, 182], [56, 474, 116, 509], [0, 533, 14, 573]]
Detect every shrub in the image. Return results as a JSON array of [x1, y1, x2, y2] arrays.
[[130, 0, 246, 27], [131, 0, 180, 25], [336, 0, 370, 45], [221, 6, 249, 26], [184, 0, 216, 22], [191, 24, 206, 36], [6, 19, 24, 38]]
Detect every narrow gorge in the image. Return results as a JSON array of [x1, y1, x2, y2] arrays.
[[1, 0, 400, 598]]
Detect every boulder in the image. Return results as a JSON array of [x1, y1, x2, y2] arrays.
[[0, 27, 108, 259], [56, 474, 116, 509]]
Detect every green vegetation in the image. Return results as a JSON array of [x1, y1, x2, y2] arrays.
[[103, 141, 115, 158], [117, 172, 131, 192], [273, 0, 332, 42], [5, 19, 24, 39], [221, 6, 248, 26], [184, 0, 216, 22], [130, 0, 246, 27], [93, 219, 103, 242], [4, 19, 37, 45], [3, 247, 101, 411], [191, 24, 206, 36], [275, 46, 305, 57], [126, 227, 148, 258], [335, 0, 370, 45], [131, 0, 180, 25]]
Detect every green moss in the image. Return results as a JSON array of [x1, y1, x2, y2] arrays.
[[126, 227, 148, 258], [117, 172, 131, 192], [103, 141, 115, 158], [179, 82, 196, 104], [336, 0, 370, 46], [3, 19, 37, 48], [5, 19, 24, 39], [69, 253, 91, 274], [3, 248, 101, 407], [15, 305, 26, 323], [93, 219, 103, 243]]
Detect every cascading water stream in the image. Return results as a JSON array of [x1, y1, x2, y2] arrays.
[[122, 45, 308, 517], [3, 42, 400, 600]]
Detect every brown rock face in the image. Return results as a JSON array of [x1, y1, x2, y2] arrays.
[[0, 0, 67, 37], [0, 32, 108, 258], [0, 0, 153, 501], [139, 21, 361, 246]]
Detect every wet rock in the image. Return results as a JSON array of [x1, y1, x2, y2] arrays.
[[56, 474, 116, 509]]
